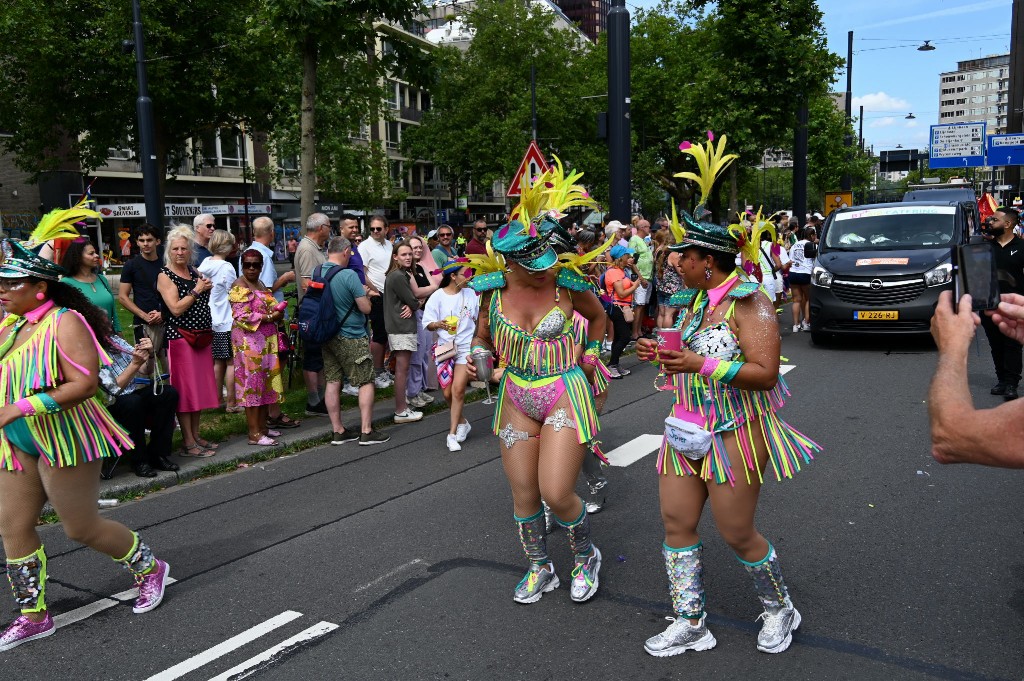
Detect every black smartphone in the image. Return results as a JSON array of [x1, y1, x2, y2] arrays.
[[956, 241, 1001, 311]]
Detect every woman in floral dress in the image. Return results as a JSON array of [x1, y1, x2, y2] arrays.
[[230, 249, 284, 446]]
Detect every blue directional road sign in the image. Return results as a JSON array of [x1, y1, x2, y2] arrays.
[[987, 134, 1024, 166], [929, 122, 987, 169]]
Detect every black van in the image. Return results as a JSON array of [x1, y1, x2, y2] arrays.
[[808, 200, 975, 344]]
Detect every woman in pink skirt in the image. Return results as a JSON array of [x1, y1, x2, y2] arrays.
[[230, 249, 285, 446], [156, 226, 220, 457]]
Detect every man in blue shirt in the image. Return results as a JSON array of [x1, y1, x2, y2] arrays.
[[338, 214, 367, 285], [320, 236, 389, 446]]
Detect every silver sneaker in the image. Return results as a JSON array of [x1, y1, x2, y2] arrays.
[[417, 391, 435, 404], [513, 562, 560, 604], [374, 373, 393, 389], [407, 394, 429, 408], [342, 383, 360, 397], [569, 545, 601, 602], [755, 600, 801, 653], [644, 614, 717, 657]]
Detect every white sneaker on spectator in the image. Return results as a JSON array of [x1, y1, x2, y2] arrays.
[[792, 325, 800, 333], [394, 408, 423, 424], [417, 391, 434, 404], [446, 434, 461, 452], [375, 372, 393, 389], [602, 340, 612, 353], [800, 321, 811, 331], [342, 383, 360, 397], [408, 393, 428, 408], [456, 420, 472, 442]]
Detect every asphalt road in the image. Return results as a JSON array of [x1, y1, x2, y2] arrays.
[[3, 323, 1023, 681]]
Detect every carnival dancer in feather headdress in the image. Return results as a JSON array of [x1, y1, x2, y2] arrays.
[[465, 159, 614, 605], [0, 200, 171, 652], [635, 133, 821, 656]]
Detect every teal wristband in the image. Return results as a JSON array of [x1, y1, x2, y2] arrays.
[[720, 361, 743, 384]]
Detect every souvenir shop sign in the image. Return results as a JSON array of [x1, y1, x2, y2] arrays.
[[95, 203, 272, 219]]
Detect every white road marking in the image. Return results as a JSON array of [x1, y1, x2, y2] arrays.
[[53, 577, 180, 630], [54, 598, 119, 629], [143, 610, 304, 681], [353, 558, 424, 593], [780, 364, 795, 375], [205, 621, 340, 681], [604, 434, 663, 467]]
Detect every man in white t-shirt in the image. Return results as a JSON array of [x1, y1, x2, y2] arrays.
[[357, 215, 395, 387]]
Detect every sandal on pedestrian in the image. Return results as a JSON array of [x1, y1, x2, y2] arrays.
[[225, 405, 244, 414], [267, 414, 301, 429], [180, 443, 215, 458], [195, 438, 219, 450], [248, 435, 278, 447], [267, 429, 282, 438]]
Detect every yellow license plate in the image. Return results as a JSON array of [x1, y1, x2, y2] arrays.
[[854, 310, 899, 320]]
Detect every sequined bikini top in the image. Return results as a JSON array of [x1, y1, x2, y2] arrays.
[[685, 322, 740, 361], [490, 291, 576, 379]]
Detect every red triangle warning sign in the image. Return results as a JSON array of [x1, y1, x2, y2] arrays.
[[507, 140, 550, 197]]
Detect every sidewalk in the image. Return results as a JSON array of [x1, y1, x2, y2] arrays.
[[96, 389, 474, 502]]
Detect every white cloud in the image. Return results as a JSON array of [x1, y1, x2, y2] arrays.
[[870, 117, 896, 128], [853, 92, 911, 112], [905, 120, 920, 128], [856, 0, 1008, 30]]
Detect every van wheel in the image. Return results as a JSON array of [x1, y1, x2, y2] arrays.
[[810, 331, 831, 346]]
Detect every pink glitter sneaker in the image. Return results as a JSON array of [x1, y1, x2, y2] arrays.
[[133, 559, 170, 614], [0, 613, 55, 652]]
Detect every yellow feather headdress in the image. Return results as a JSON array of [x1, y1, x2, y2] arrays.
[[673, 131, 738, 210]]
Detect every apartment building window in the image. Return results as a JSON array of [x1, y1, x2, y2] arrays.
[[107, 137, 135, 161], [386, 81, 400, 110], [278, 155, 299, 173], [390, 160, 405, 189], [941, 99, 954, 107], [941, 88, 954, 95], [942, 76, 955, 83], [422, 92, 431, 111], [955, 110, 965, 116], [202, 128, 244, 168], [350, 123, 371, 141], [956, 98, 966, 105], [385, 121, 400, 150], [941, 112, 955, 119]]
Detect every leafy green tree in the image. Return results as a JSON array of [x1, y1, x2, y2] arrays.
[[402, 0, 605, 207], [256, 0, 425, 218], [806, 95, 874, 204], [0, 0, 279, 196]]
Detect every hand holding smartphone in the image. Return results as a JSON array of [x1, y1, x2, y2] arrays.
[[955, 242, 1000, 311]]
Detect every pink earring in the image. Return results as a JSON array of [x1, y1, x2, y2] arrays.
[[704, 267, 713, 281], [35, 291, 46, 301]]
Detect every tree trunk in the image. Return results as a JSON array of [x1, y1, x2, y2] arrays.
[[299, 34, 318, 225], [728, 162, 739, 221]]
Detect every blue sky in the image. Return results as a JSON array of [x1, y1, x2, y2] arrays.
[[626, 0, 1012, 153]]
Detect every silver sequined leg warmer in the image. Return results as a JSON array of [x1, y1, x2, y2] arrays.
[[5, 545, 47, 614], [664, 542, 705, 619], [738, 544, 790, 612], [515, 510, 549, 565], [557, 506, 592, 557], [115, 532, 157, 582]]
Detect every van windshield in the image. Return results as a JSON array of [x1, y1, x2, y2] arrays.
[[825, 206, 957, 250]]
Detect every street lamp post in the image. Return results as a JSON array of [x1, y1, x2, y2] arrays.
[[841, 30, 853, 192], [607, 0, 631, 222], [130, 0, 163, 229]]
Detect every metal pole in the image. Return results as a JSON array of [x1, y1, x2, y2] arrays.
[[1006, 0, 1023, 198], [607, 0, 631, 222], [841, 29, 853, 191], [132, 0, 163, 229], [859, 105, 864, 153], [241, 128, 250, 243], [531, 63, 537, 141]]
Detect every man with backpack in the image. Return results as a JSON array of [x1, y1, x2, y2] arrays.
[[300, 236, 389, 446]]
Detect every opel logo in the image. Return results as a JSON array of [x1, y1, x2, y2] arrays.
[[870, 279, 883, 290]]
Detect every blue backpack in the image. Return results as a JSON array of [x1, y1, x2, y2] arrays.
[[297, 264, 351, 345]]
